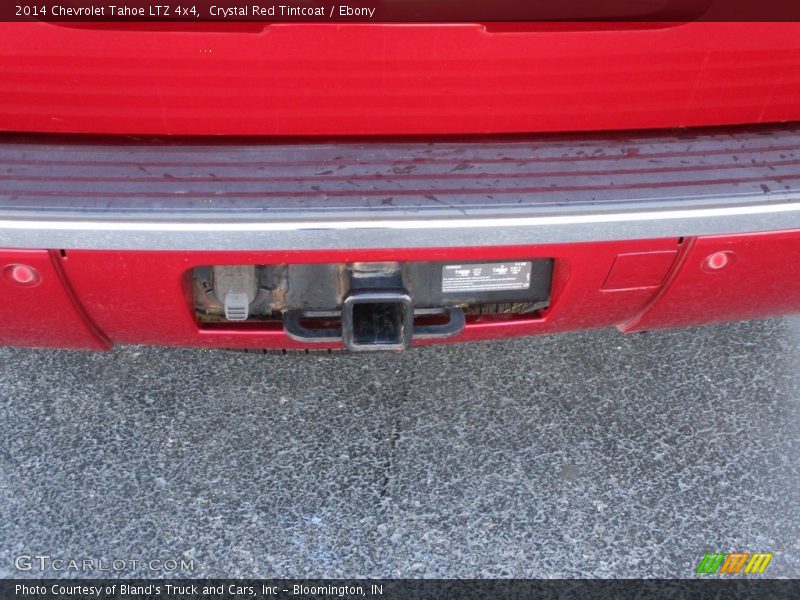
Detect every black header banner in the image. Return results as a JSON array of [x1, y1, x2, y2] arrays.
[[3, 579, 800, 600], [5, 1, 800, 23]]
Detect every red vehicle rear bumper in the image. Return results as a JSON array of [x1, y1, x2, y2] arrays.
[[2, 125, 799, 351], [3, 229, 800, 351]]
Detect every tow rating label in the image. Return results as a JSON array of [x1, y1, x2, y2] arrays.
[[442, 262, 533, 293]]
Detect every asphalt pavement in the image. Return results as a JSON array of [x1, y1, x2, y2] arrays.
[[1, 318, 799, 578]]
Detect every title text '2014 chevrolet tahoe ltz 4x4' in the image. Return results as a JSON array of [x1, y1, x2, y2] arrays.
[[2, 5, 800, 352]]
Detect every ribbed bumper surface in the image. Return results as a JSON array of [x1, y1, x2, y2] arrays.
[[1, 124, 799, 250]]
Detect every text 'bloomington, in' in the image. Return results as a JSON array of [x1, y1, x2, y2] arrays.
[[15, 583, 376, 597]]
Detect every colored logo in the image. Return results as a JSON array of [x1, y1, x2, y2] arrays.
[[696, 552, 773, 575]]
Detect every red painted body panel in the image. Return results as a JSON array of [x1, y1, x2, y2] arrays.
[[602, 251, 679, 291], [55, 241, 680, 349], [625, 230, 800, 331], [2, 232, 799, 350], [2, 22, 800, 135], [0, 249, 108, 349]]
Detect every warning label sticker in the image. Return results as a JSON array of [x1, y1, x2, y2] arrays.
[[441, 262, 532, 293]]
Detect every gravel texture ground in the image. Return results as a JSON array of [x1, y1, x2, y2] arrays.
[[1, 318, 798, 578]]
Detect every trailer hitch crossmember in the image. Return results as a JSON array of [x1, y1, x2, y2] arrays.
[[283, 302, 466, 352]]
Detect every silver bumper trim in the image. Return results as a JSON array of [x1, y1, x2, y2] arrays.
[[1, 195, 798, 250]]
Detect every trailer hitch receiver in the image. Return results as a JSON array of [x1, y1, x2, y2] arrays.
[[342, 290, 414, 352]]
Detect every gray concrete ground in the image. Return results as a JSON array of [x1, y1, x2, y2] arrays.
[[0, 318, 798, 579]]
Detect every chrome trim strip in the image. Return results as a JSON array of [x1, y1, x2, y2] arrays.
[[0, 195, 798, 250]]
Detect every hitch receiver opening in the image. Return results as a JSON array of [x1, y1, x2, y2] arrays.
[[342, 291, 413, 352]]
